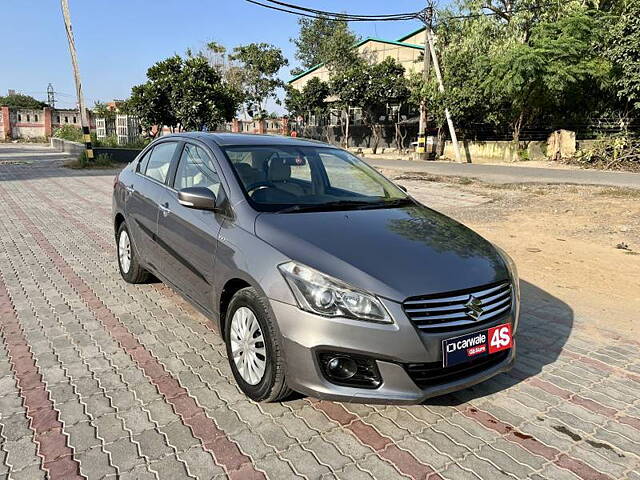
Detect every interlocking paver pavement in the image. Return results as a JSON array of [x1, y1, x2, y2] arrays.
[[0, 158, 639, 479]]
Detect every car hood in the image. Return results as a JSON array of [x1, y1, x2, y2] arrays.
[[255, 204, 509, 301]]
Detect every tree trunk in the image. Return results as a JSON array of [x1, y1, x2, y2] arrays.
[[512, 111, 524, 144], [344, 109, 350, 149], [371, 123, 381, 154]]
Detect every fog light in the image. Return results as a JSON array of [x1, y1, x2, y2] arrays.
[[326, 356, 358, 380], [318, 351, 382, 389]]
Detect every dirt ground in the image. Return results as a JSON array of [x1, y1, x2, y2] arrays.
[[381, 169, 640, 337]]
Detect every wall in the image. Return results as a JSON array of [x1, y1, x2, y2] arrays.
[[442, 140, 548, 163], [1, 106, 94, 141]]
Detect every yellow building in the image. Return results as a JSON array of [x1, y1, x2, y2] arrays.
[[288, 27, 426, 90]]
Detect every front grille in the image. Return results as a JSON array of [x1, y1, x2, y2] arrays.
[[403, 281, 512, 332], [405, 350, 510, 389]]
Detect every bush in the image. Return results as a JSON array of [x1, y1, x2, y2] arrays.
[[66, 151, 118, 169], [571, 135, 640, 172], [53, 124, 83, 142]]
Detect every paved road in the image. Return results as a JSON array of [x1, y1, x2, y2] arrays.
[[367, 158, 640, 189], [0, 161, 639, 479], [0, 143, 73, 164]]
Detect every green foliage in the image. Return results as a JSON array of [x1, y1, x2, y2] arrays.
[[67, 152, 117, 169], [93, 101, 116, 120], [285, 77, 330, 118], [572, 134, 640, 172], [292, 16, 360, 70], [0, 93, 47, 109], [128, 53, 241, 133], [484, 9, 611, 140], [604, 0, 640, 111], [230, 43, 288, 117], [128, 55, 182, 133], [53, 124, 83, 142], [172, 55, 239, 130]]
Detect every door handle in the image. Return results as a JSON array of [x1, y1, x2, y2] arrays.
[[124, 185, 134, 194], [159, 203, 171, 216]]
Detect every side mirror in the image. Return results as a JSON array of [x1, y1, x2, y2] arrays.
[[178, 187, 216, 211]]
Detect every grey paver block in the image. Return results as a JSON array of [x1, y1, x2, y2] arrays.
[[134, 429, 174, 460], [77, 445, 118, 478], [65, 421, 101, 453], [280, 444, 332, 478], [179, 447, 225, 480], [105, 437, 144, 472], [162, 420, 200, 452], [149, 454, 192, 480]]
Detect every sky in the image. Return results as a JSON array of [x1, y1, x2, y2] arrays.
[[1, 0, 427, 113]]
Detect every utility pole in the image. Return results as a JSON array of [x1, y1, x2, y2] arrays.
[[416, 2, 432, 159], [60, 0, 93, 160], [417, 3, 463, 163], [426, 28, 463, 162], [47, 83, 56, 109]]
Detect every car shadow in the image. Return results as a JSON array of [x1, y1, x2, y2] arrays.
[[424, 279, 573, 406]]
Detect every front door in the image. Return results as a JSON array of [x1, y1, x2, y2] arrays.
[[156, 143, 224, 310], [125, 141, 180, 271]]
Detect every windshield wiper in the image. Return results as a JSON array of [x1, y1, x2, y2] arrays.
[[276, 198, 413, 214], [276, 200, 378, 214]]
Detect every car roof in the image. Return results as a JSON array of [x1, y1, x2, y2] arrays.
[[158, 132, 331, 148]]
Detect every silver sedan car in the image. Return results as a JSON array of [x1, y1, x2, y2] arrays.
[[112, 133, 519, 403]]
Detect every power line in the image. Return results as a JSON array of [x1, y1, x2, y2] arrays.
[[244, 0, 419, 21], [262, 0, 418, 19]]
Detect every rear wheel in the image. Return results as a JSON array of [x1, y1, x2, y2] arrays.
[[224, 287, 292, 402], [116, 223, 150, 284]]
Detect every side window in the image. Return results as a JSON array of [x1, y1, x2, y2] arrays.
[[321, 152, 384, 196], [174, 144, 221, 196], [136, 148, 153, 174], [144, 142, 178, 184]]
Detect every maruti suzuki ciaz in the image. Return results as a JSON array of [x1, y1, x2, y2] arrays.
[[112, 133, 519, 403]]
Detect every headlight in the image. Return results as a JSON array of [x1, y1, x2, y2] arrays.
[[278, 261, 391, 323], [494, 245, 520, 331]]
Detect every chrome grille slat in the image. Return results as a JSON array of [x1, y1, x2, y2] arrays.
[[404, 283, 508, 306], [403, 282, 512, 331]]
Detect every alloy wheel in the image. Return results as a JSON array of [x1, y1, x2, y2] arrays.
[[229, 306, 267, 385], [118, 230, 131, 274]]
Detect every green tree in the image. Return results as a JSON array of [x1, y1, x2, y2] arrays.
[[484, 9, 611, 141], [292, 16, 359, 70], [0, 93, 47, 109], [93, 101, 116, 120], [363, 59, 410, 153], [128, 55, 182, 135], [330, 63, 370, 147], [230, 43, 288, 118], [172, 55, 240, 131], [128, 53, 241, 134], [605, 0, 640, 112]]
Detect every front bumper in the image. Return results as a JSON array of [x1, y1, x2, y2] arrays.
[[272, 298, 517, 404]]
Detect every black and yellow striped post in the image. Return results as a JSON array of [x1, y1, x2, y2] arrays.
[[82, 126, 94, 160], [416, 133, 426, 154]]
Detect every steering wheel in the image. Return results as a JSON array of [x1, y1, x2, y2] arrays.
[[246, 181, 275, 195]]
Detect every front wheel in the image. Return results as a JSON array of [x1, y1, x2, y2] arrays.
[[224, 287, 292, 402], [116, 222, 150, 284]]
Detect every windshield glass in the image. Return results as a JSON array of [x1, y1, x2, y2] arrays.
[[222, 145, 409, 212]]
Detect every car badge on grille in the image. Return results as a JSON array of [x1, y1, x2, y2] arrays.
[[465, 295, 484, 320]]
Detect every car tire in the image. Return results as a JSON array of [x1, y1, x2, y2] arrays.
[[116, 222, 150, 284], [224, 287, 292, 402]]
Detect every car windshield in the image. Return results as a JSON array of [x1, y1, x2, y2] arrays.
[[222, 145, 410, 212]]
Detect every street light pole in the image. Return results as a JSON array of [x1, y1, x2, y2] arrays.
[[60, 0, 93, 160]]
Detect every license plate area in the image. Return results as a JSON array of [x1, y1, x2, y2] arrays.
[[442, 323, 512, 367]]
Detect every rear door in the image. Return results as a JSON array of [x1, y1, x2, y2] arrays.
[[156, 142, 225, 309], [124, 140, 180, 271]]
